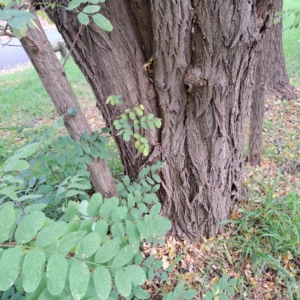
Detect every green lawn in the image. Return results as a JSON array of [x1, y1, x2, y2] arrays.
[[0, 59, 94, 127], [283, 0, 300, 86]]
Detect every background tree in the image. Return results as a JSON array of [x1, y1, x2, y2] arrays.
[[248, 0, 296, 166], [36, 0, 281, 239]]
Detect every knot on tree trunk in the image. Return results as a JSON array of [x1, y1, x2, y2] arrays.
[[184, 67, 206, 93]]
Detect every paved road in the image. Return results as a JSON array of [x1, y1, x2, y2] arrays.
[[0, 29, 62, 71]]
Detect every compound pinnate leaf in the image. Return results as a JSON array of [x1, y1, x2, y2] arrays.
[[22, 249, 46, 293], [47, 254, 68, 296], [15, 210, 45, 244], [95, 238, 120, 263], [94, 266, 111, 299], [69, 261, 89, 300], [0, 247, 23, 291], [75, 232, 101, 259], [115, 268, 131, 297]]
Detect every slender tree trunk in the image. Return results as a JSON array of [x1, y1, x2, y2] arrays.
[[248, 46, 265, 166], [20, 8, 117, 197], [43, 0, 280, 239], [248, 0, 295, 166], [264, 1, 295, 100]]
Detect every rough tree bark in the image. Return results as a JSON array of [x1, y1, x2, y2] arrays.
[[20, 8, 117, 197], [42, 0, 280, 239], [248, 0, 295, 166], [264, 0, 295, 100]]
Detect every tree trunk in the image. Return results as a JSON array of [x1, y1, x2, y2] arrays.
[[264, 0, 295, 100], [248, 0, 295, 166], [43, 0, 280, 239], [20, 8, 117, 197], [248, 45, 265, 166]]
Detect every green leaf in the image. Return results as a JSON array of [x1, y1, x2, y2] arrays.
[[69, 261, 89, 300], [15, 210, 45, 244], [115, 268, 131, 297], [6, 142, 39, 161], [93, 220, 108, 240], [125, 265, 146, 285], [95, 238, 120, 263], [56, 154, 65, 167], [0, 247, 23, 291], [2, 159, 29, 172], [0, 205, 16, 242], [83, 5, 100, 13], [135, 107, 143, 116], [125, 221, 140, 240], [123, 132, 131, 142], [126, 194, 135, 209], [144, 256, 154, 267], [36, 221, 69, 248], [111, 223, 125, 238], [24, 203, 47, 214], [0, 187, 18, 200], [92, 13, 113, 31], [94, 266, 111, 299], [137, 221, 151, 239], [78, 12, 90, 25], [224, 286, 235, 295], [182, 289, 198, 299], [150, 203, 161, 217], [87, 193, 103, 217], [154, 118, 162, 128], [129, 112, 136, 120], [57, 231, 86, 256], [133, 287, 150, 299], [99, 197, 119, 218], [203, 292, 213, 300], [111, 207, 128, 222], [150, 217, 171, 237], [112, 244, 136, 267], [76, 232, 101, 259], [152, 173, 161, 183], [22, 249, 45, 293], [219, 293, 230, 300], [47, 254, 68, 296]]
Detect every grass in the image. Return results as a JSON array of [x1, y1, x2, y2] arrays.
[[283, 0, 300, 86], [0, 59, 94, 127]]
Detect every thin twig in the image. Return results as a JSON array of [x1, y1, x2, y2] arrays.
[[62, 24, 83, 66]]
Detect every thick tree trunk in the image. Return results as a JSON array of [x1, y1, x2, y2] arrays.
[[20, 8, 117, 197], [43, 0, 279, 239]]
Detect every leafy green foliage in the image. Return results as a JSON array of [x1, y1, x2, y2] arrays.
[[0, 120, 173, 299], [108, 96, 162, 156], [202, 274, 236, 300]]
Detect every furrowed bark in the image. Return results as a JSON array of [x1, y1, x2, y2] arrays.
[[42, 0, 159, 178], [264, 0, 295, 100], [150, 0, 280, 238], [248, 0, 294, 166], [248, 47, 265, 166], [41, 0, 280, 239], [20, 8, 117, 197]]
